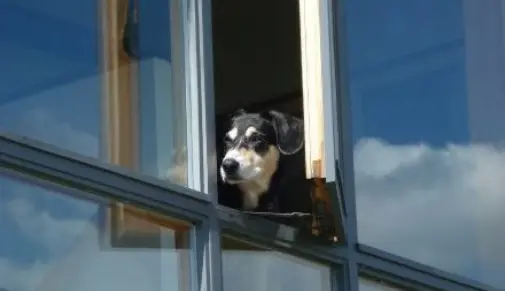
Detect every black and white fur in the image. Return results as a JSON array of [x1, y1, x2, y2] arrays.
[[217, 109, 312, 214]]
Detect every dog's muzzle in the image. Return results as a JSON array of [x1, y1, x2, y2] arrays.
[[220, 148, 263, 183], [221, 158, 240, 181]]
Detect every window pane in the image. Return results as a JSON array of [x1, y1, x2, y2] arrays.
[[221, 236, 331, 291], [0, 0, 193, 188], [360, 279, 403, 291], [0, 173, 192, 291], [344, 0, 505, 287]]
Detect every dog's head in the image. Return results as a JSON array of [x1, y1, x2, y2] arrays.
[[219, 109, 304, 184]]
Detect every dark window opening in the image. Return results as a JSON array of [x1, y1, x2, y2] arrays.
[[212, 0, 339, 244]]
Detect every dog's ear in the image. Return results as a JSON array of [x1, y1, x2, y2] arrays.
[[265, 110, 304, 155]]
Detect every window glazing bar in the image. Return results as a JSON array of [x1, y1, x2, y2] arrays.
[[0, 133, 211, 220]]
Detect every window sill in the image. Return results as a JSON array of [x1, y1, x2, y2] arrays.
[[217, 205, 338, 246]]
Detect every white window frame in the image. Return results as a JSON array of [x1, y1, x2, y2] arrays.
[[299, 0, 338, 183]]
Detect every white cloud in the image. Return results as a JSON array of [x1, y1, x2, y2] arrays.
[[0, 105, 99, 161], [0, 258, 49, 291], [222, 250, 331, 291], [15, 107, 99, 158], [355, 138, 505, 287], [5, 197, 97, 257], [0, 193, 99, 291], [0, 193, 186, 291]]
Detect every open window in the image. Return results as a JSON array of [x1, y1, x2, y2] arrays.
[[101, 0, 195, 247], [212, 0, 344, 243]]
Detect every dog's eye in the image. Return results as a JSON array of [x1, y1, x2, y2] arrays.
[[223, 136, 233, 145], [248, 134, 264, 143]]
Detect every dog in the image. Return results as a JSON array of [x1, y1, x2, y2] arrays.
[[217, 109, 312, 214]]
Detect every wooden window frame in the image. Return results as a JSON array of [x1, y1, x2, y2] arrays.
[[298, 0, 342, 242], [101, 0, 141, 245], [299, 0, 336, 186], [100, 1, 193, 289], [101, 0, 191, 251]]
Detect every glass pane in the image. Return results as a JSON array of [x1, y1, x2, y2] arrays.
[[344, 0, 505, 287], [0, 173, 192, 291], [0, 0, 193, 188], [360, 279, 403, 291], [221, 236, 331, 291]]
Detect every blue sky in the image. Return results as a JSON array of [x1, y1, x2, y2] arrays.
[[2, 0, 505, 290], [346, 0, 505, 289], [346, 0, 469, 147], [0, 1, 183, 290]]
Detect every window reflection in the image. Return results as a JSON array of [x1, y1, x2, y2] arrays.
[[0, 173, 191, 291], [221, 236, 331, 291], [345, 0, 505, 287], [0, 0, 191, 187], [360, 279, 402, 291]]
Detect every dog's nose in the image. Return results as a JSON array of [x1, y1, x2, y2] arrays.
[[222, 158, 239, 174]]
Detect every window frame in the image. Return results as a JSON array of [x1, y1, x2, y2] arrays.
[[299, 0, 346, 243], [100, 0, 209, 244], [0, 165, 200, 291], [0, 0, 501, 291], [210, 0, 349, 288], [331, 0, 503, 290], [101, 0, 142, 245], [210, 0, 346, 247]]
